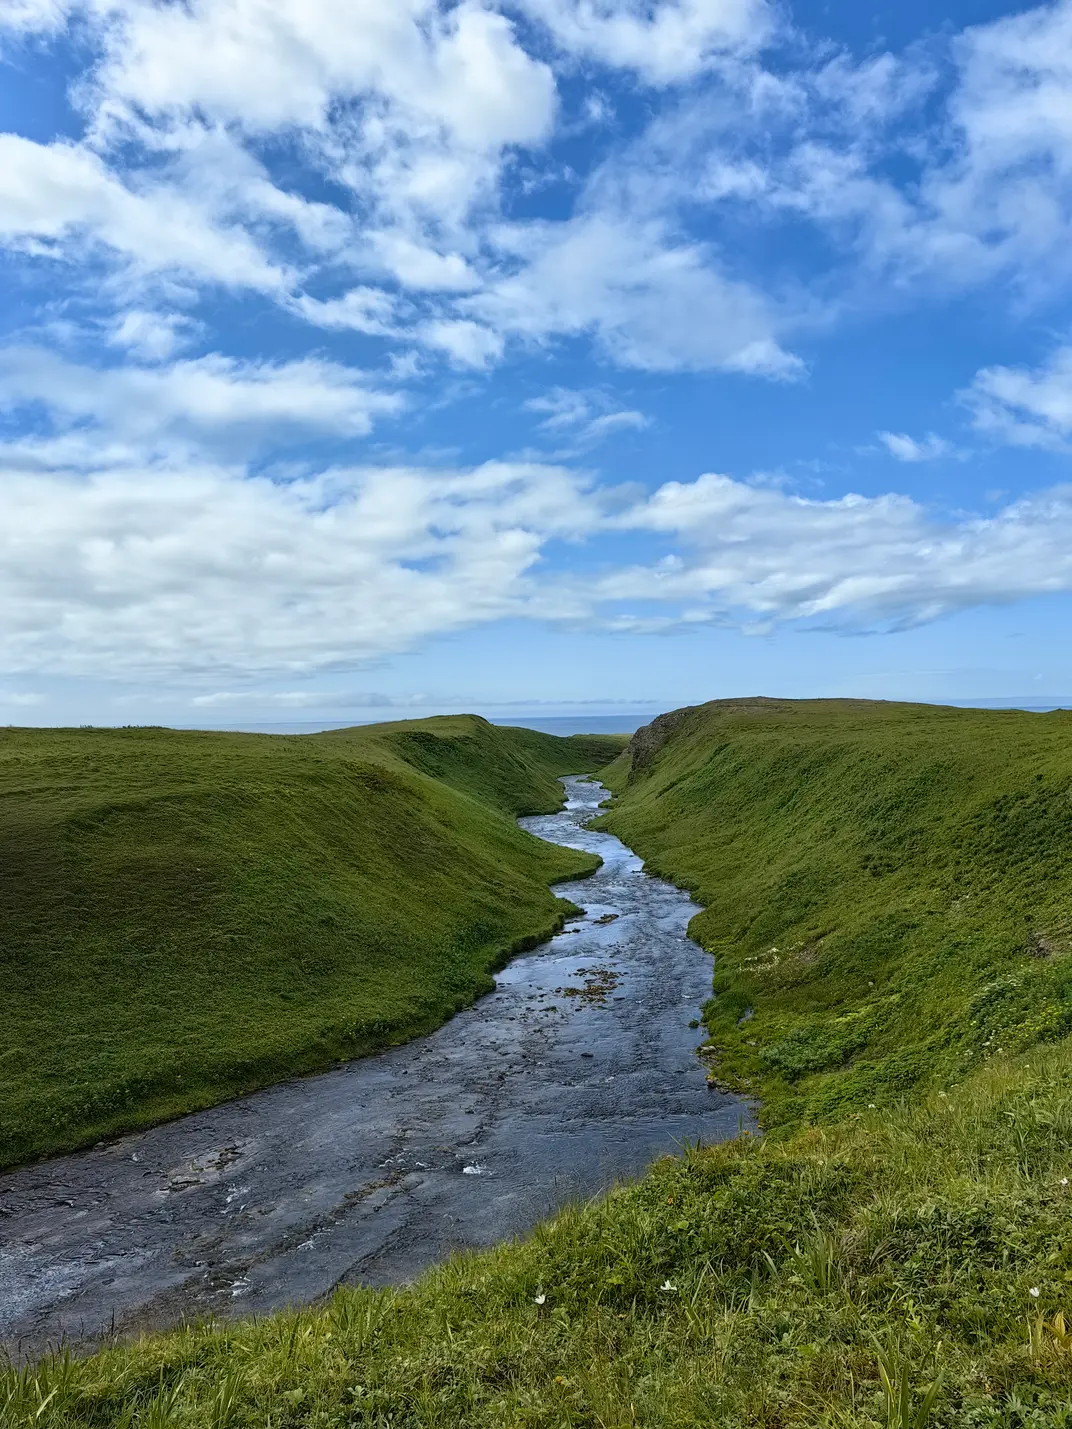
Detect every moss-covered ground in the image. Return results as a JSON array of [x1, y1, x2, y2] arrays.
[[0, 716, 622, 1167], [8, 699, 1072, 1428]]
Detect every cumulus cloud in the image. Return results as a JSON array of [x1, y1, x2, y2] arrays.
[[470, 215, 799, 373], [90, 0, 555, 146], [515, 0, 775, 84], [84, 0, 556, 246], [6, 0, 1072, 696], [929, 0, 1072, 286], [0, 349, 404, 455], [877, 431, 956, 462], [964, 346, 1072, 449], [0, 0, 817, 380], [7, 431, 1072, 679], [418, 319, 505, 368], [0, 459, 601, 677], [107, 310, 199, 362], [0, 134, 286, 291], [612, 472, 1072, 627], [291, 288, 400, 335]]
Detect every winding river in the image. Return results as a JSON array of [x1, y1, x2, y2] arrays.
[[0, 777, 749, 1359]]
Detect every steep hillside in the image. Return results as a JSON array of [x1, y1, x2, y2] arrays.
[[11, 703, 1072, 1427], [0, 717, 623, 1167], [599, 698, 1072, 1125]]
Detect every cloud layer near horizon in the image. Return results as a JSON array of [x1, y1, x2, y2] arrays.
[[4, 445, 1072, 678]]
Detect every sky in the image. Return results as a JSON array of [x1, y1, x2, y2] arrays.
[[2, 0, 1072, 728]]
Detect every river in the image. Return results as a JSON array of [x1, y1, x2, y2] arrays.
[[0, 776, 749, 1359]]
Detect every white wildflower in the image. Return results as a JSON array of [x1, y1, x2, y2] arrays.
[[1061, 1178, 1069, 1188], [660, 1280, 677, 1292], [1030, 1287, 1041, 1298], [534, 1293, 546, 1306]]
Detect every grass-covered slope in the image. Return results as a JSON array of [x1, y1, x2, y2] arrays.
[[12, 1043, 1072, 1426], [11, 699, 1072, 1426], [0, 717, 623, 1167], [598, 698, 1072, 1127]]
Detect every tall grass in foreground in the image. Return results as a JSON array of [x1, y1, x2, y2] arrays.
[[6, 1039, 1072, 1427]]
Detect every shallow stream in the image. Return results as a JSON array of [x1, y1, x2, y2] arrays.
[[0, 776, 749, 1359]]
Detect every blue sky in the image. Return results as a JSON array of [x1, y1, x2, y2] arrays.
[[2, 0, 1072, 727]]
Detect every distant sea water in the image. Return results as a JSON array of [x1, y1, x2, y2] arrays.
[[168, 700, 1072, 737], [171, 713, 651, 736], [490, 715, 646, 735]]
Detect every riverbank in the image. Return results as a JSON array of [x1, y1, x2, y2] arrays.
[[0, 718, 624, 1168], [0, 778, 742, 1361], [8, 700, 1072, 1425], [597, 697, 1072, 1129], [8, 1041, 1072, 1425]]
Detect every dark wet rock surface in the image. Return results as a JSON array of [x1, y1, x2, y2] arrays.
[[0, 777, 749, 1360]]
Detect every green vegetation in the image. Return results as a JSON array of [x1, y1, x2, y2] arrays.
[[599, 698, 1072, 1128], [8, 1044, 1072, 1426], [0, 716, 623, 1167], [9, 697, 1072, 1427]]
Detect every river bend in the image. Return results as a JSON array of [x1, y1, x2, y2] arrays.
[[0, 776, 748, 1358]]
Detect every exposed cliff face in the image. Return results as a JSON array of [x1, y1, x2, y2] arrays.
[[626, 698, 798, 781], [625, 706, 701, 780]]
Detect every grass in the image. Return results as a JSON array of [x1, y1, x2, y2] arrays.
[[7, 1042, 1072, 1426], [598, 698, 1072, 1128], [9, 697, 1072, 1427], [0, 716, 624, 1168]]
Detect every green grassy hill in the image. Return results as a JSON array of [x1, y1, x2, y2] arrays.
[[0, 717, 623, 1167], [11, 700, 1072, 1427], [599, 698, 1072, 1127]]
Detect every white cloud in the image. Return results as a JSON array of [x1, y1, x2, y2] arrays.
[[292, 288, 400, 335], [0, 0, 71, 33], [0, 459, 601, 677], [809, 1, 1072, 293], [107, 310, 199, 361], [91, 0, 556, 146], [471, 215, 799, 374], [0, 2, 824, 382], [928, 0, 1072, 286], [190, 689, 428, 709], [0, 134, 286, 291], [84, 0, 556, 243], [964, 345, 1072, 450], [0, 349, 404, 452], [419, 319, 505, 368], [613, 472, 1072, 627], [877, 431, 955, 462], [515, 0, 774, 84], [370, 234, 480, 292], [525, 386, 648, 444], [609, 0, 1072, 310], [8, 453, 1072, 679]]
